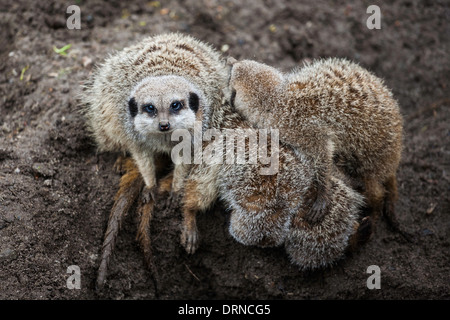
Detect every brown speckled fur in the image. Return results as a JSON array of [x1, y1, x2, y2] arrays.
[[230, 58, 403, 225], [180, 101, 366, 268]]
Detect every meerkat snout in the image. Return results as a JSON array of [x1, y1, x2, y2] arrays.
[[159, 122, 170, 131]]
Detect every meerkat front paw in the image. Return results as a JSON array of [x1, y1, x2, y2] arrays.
[[164, 191, 182, 213], [180, 223, 199, 254]]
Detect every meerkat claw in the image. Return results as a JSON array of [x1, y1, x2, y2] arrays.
[[141, 186, 157, 204], [164, 192, 182, 214], [181, 225, 199, 254]]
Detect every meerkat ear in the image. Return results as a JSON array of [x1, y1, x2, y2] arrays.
[[227, 56, 237, 66], [128, 97, 138, 117], [188, 92, 199, 113]]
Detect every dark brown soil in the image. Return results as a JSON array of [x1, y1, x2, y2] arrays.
[[0, 0, 449, 300]]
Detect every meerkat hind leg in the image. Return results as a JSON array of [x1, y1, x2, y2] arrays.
[[382, 174, 399, 228], [363, 177, 385, 223]]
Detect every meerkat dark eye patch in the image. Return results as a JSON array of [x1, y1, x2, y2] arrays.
[[189, 92, 199, 113], [128, 97, 138, 117], [230, 89, 236, 109]]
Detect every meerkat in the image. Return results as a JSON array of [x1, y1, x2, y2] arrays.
[[228, 58, 403, 226], [81, 32, 229, 217], [178, 99, 368, 269], [80, 34, 231, 287]]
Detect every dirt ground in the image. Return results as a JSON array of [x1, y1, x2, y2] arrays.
[[0, 0, 449, 300]]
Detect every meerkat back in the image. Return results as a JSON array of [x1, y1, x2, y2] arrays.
[[229, 58, 403, 180]]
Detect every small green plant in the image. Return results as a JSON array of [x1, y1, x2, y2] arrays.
[[19, 65, 30, 81], [53, 44, 72, 56]]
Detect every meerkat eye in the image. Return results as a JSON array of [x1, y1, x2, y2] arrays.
[[142, 104, 156, 114], [170, 101, 183, 112]]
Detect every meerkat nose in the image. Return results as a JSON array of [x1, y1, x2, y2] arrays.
[[159, 122, 170, 131]]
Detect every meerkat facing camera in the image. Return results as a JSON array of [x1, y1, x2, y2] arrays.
[[81, 34, 231, 276], [126, 74, 204, 196], [82, 33, 229, 205], [229, 58, 403, 227]]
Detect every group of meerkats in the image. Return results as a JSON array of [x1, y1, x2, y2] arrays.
[[81, 33, 404, 288]]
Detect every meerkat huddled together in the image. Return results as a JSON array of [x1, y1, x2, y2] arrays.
[[228, 58, 403, 226], [213, 108, 367, 269], [81, 33, 403, 285]]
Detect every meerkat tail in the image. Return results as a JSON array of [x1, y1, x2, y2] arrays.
[[96, 158, 143, 290], [382, 175, 415, 242], [136, 189, 159, 296]]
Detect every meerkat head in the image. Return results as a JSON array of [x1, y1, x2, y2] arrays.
[[228, 59, 284, 120], [128, 75, 204, 136]]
